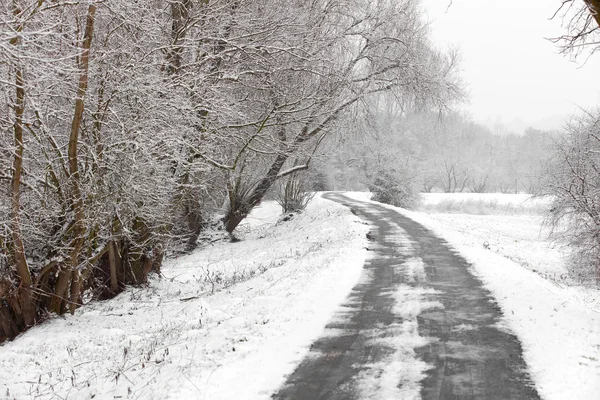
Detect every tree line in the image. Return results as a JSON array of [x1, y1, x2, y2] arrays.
[[328, 107, 555, 203]]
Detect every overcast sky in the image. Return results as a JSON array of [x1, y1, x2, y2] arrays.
[[421, 0, 600, 134]]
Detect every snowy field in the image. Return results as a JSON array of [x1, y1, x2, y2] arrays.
[[348, 192, 600, 400], [419, 192, 552, 215], [0, 195, 368, 400]]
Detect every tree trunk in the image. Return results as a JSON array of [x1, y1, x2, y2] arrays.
[[224, 153, 287, 233], [69, 4, 96, 179], [122, 217, 161, 285], [167, 0, 192, 75], [107, 241, 120, 294], [584, 0, 600, 27], [51, 266, 72, 314], [0, 301, 20, 342], [223, 128, 313, 233], [9, 2, 36, 328], [53, 3, 97, 315], [185, 203, 203, 251], [69, 270, 83, 314]]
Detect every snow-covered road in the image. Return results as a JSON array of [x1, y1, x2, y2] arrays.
[[274, 193, 540, 399], [347, 192, 600, 400]]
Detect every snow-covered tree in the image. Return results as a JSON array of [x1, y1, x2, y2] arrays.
[[0, 0, 464, 341], [211, 0, 464, 231], [542, 109, 600, 283]]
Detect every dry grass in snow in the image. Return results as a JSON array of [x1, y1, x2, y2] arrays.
[[418, 193, 552, 215]]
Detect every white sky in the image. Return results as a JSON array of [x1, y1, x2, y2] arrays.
[[421, 0, 600, 133]]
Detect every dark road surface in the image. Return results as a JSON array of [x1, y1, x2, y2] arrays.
[[272, 193, 540, 400]]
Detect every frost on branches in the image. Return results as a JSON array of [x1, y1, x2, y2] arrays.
[[0, 0, 461, 340]]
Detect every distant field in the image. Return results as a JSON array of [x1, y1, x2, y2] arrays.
[[418, 193, 552, 215]]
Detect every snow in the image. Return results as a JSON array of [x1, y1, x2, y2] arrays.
[[355, 281, 443, 400], [0, 194, 369, 400], [420, 192, 546, 206], [347, 191, 600, 400], [2, 191, 598, 400], [352, 231, 442, 400]]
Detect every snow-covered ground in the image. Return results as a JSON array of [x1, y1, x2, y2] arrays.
[[348, 192, 600, 400], [0, 195, 368, 400], [2, 191, 598, 400]]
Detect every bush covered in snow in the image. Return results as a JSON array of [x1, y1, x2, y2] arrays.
[[275, 173, 315, 213], [368, 169, 419, 209]]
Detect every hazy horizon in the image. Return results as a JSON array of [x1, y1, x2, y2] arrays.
[[422, 0, 600, 134]]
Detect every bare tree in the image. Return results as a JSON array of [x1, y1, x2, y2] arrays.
[[215, 0, 464, 231], [541, 108, 600, 282], [440, 159, 469, 193], [553, 0, 600, 57], [0, 0, 189, 339], [2, 0, 41, 335], [0, 0, 464, 340]]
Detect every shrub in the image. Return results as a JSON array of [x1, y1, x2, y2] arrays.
[[276, 173, 315, 213], [367, 168, 419, 209]]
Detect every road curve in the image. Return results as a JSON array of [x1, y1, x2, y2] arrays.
[[272, 193, 540, 400]]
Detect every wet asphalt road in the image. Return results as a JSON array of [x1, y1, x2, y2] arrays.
[[272, 193, 541, 400]]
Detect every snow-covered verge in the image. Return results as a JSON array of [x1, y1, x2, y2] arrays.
[[347, 192, 600, 400], [0, 195, 369, 400]]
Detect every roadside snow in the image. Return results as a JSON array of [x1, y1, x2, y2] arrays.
[[347, 192, 600, 400], [0, 194, 368, 400], [414, 213, 566, 282]]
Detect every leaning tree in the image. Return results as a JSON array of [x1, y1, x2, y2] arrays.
[[193, 0, 465, 232]]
